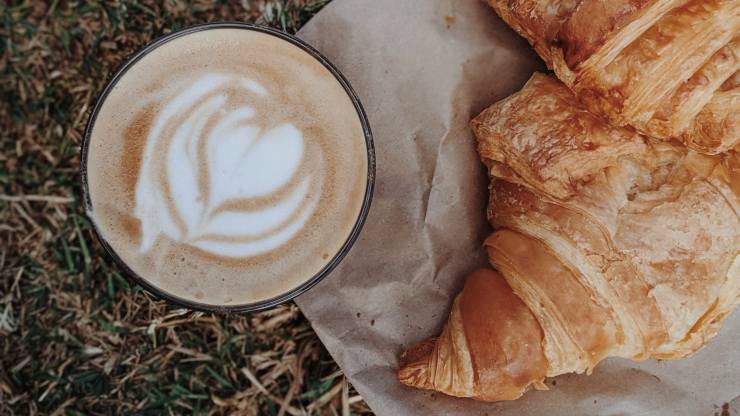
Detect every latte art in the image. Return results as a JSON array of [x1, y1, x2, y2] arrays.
[[84, 26, 370, 307], [135, 74, 321, 257]]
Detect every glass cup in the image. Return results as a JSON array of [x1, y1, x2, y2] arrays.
[[80, 22, 375, 313]]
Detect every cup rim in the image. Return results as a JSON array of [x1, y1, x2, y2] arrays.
[[80, 21, 376, 314]]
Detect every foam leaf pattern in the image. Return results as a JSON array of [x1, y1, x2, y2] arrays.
[[134, 73, 317, 258]]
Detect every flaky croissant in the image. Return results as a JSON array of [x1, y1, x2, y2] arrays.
[[485, 0, 739, 154], [397, 73, 739, 401]]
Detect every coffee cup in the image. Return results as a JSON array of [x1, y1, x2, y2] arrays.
[[81, 22, 375, 312]]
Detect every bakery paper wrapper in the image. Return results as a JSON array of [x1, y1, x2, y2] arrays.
[[294, 1, 740, 414]]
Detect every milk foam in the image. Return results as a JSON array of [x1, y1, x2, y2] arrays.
[[86, 27, 368, 305], [135, 73, 319, 257]]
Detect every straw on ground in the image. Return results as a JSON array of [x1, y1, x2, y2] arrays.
[[0, 1, 372, 414]]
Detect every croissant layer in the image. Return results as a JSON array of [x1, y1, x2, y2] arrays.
[[486, 0, 740, 154], [397, 73, 739, 401], [398, 269, 548, 401]]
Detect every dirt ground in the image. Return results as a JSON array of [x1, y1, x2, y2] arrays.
[[0, 1, 373, 414]]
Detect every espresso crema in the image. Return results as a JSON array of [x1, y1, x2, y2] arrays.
[[85, 27, 369, 306]]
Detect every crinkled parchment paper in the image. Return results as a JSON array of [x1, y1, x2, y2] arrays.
[[295, 1, 740, 414]]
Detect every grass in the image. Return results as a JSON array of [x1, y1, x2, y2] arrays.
[[0, 1, 373, 414]]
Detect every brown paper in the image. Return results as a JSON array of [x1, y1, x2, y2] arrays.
[[294, 1, 740, 414]]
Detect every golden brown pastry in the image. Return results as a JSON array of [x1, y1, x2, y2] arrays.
[[398, 268, 549, 401], [397, 73, 739, 401], [485, 0, 740, 154]]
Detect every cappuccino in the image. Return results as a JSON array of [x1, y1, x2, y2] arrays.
[[84, 25, 371, 308]]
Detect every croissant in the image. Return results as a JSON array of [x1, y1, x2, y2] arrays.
[[485, 0, 740, 154], [397, 73, 739, 401]]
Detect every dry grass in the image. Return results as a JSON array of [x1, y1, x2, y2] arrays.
[[0, 1, 373, 414]]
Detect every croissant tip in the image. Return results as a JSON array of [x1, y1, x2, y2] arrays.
[[400, 338, 436, 364], [397, 338, 436, 389]]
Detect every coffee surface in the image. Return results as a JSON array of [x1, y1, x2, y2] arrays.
[[86, 28, 368, 306]]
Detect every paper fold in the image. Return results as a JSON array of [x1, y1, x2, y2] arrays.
[[295, 1, 740, 414]]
